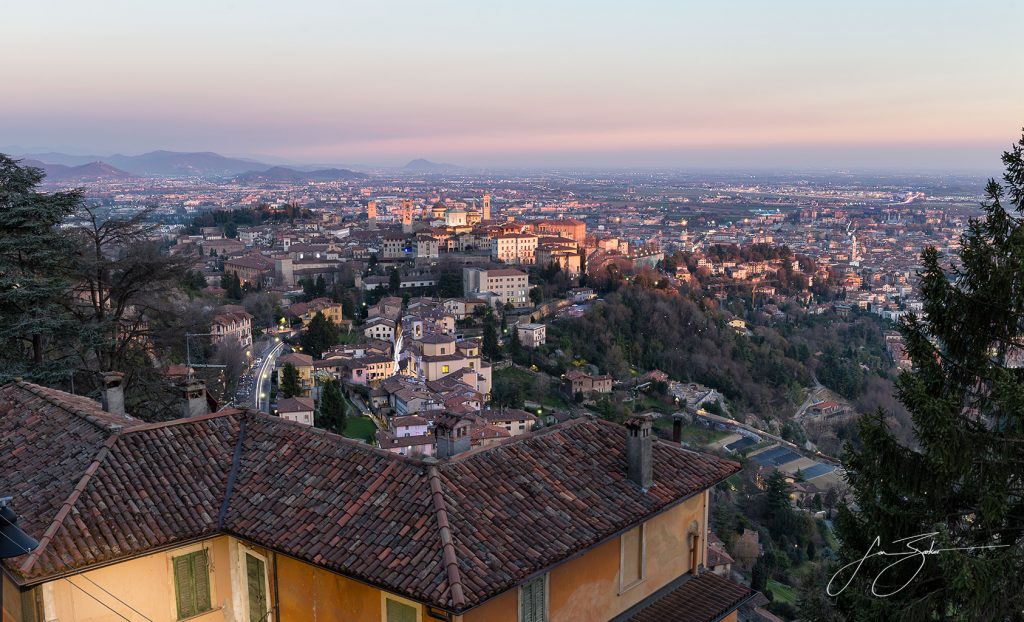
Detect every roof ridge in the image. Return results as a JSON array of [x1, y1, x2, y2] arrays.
[[217, 415, 247, 529], [122, 409, 241, 433], [18, 432, 121, 575], [13, 381, 132, 432], [426, 465, 466, 609]]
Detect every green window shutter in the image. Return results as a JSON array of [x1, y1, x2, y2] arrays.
[[384, 598, 417, 622], [520, 576, 546, 622], [192, 550, 212, 614], [246, 553, 268, 622], [174, 554, 197, 619], [173, 550, 212, 620]]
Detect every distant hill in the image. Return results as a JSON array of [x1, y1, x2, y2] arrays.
[[233, 166, 368, 183], [16, 150, 272, 177], [23, 159, 136, 182], [104, 150, 269, 177], [403, 158, 462, 173], [12, 150, 380, 179]]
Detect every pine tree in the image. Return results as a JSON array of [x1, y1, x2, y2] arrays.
[[300, 312, 339, 359], [316, 378, 347, 434], [0, 156, 79, 384], [834, 133, 1024, 619], [280, 363, 301, 398]]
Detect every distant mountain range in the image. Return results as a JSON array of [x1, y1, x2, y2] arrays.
[[22, 159, 136, 182], [233, 166, 367, 183], [15, 150, 273, 178], [7, 149, 466, 179]]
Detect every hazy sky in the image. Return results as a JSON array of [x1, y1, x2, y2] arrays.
[[2, 0, 1022, 170]]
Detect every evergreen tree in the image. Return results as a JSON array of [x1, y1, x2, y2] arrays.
[[300, 312, 339, 359], [764, 471, 794, 540], [530, 286, 543, 306], [482, 310, 501, 360], [751, 555, 769, 593], [509, 326, 523, 361], [834, 133, 1024, 619], [436, 268, 464, 297], [389, 267, 401, 294], [280, 363, 301, 398], [299, 276, 316, 300], [224, 272, 243, 300], [0, 156, 79, 384], [316, 378, 347, 434]]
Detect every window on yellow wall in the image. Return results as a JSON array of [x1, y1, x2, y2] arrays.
[[172, 549, 212, 620], [519, 574, 547, 622], [383, 594, 420, 622], [619, 524, 646, 592]]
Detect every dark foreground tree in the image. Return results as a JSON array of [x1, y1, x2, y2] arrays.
[[0, 156, 79, 384], [834, 133, 1024, 620]]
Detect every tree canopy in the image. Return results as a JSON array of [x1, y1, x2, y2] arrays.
[[834, 132, 1024, 619], [280, 362, 301, 398]]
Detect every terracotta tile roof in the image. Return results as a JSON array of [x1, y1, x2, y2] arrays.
[[277, 352, 313, 367], [618, 572, 755, 622], [276, 396, 314, 413], [0, 382, 739, 614]]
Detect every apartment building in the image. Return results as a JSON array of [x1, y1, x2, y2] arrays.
[[463, 267, 531, 308], [491, 233, 538, 264], [210, 307, 253, 350]]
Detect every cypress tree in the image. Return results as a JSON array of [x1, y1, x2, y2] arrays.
[[482, 309, 501, 361], [834, 133, 1024, 619], [280, 363, 301, 398], [316, 378, 347, 434]]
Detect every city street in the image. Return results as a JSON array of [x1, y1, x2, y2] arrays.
[[252, 339, 286, 413], [232, 336, 286, 413]]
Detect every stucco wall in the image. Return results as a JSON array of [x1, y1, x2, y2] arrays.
[[276, 554, 424, 622], [39, 537, 235, 622], [463, 490, 708, 622]]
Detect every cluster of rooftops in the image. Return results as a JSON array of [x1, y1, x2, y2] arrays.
[[0, 380, 739, 614]]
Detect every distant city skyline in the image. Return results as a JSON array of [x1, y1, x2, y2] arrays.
[[3, 0, 1022, 171]]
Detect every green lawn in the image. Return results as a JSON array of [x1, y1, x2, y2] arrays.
[[335, 329, 364, 345], [343, 415, 378, 443], [767, 579, 798, 604]]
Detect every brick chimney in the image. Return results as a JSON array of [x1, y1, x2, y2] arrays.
[[672, 412, 685, 443], [624, 414, 654, 490], [100, 371, 126, 418], [434, 413, 471, 459], [180, 377, 210, 419]]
